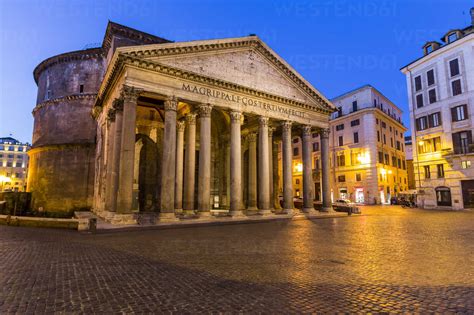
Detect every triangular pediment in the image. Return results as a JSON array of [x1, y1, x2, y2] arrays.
[[117, 37, 335, 112]]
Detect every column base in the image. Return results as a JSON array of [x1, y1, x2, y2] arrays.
[[321, 206, 335, 213], [258, 209, 273, 216], [229, 210, 246, 218], [157, 212, 179, 222], [197, 211, 213, 219], [284, 208, 295, 215], [303, 207, 319, 215]]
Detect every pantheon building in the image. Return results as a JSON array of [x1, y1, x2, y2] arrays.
[[28, 22, 336, 223]]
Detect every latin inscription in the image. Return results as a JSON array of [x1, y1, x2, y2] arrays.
[[182, 83, 305, 118]]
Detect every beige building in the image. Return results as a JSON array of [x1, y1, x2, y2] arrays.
[[29, 22, 337, 222], [0, 137, 30, 192], [401, 8, 474, 210], [291, 85, 408, 204]]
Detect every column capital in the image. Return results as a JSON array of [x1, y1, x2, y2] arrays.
[[121, 85, 142, 103], [164, 96, 178, 112], [198, 103, 213, 117], [319, 128, 330, 139], [112, 98, 124, 112], [246, 132, 257, 143], [177, 120, 186, 132], [229, 110, 243, 123], [302, 125, 312, 137], [259, 116, 269, 127], [185, 112, 197, 124], [107, 108, 116, 122], [282, 120, 292, 132]]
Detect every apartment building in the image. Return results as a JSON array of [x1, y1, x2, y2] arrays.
[[400, 8, 474, 209]]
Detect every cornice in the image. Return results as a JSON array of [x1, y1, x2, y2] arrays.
[[94, 54, 334, 119], [119, 38, 335, 112], [32, 93, 97, 114], [33, 48, 104, 84]]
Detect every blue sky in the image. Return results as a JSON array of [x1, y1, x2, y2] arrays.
[[0, 0, 472, 143]]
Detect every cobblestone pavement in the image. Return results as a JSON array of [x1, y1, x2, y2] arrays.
[[1, 206, 474, 313]]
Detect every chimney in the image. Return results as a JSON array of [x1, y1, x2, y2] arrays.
[[471, 7, 474, 25]]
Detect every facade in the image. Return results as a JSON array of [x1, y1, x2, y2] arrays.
[[401, 8, 474, 210], [29, 22, 336, 222], [0, 137, 30, 192], [291, 85, 408, 204]]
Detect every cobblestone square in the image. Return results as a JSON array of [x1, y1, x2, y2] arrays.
[[1, 206, 474, 313]]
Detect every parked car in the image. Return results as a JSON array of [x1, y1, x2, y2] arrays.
[[332, 199, 361, 214]]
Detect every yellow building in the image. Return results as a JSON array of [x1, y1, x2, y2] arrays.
[[0, 137, 30, 192], [291, 85, 408, 204]]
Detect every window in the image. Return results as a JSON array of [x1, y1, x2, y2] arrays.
[[293, 148, 299, 156], [461, 160, 471, 169], [416, 116, 428, 131], [428, 89, 437, 103], [452, 79, 462, 96], [451, 104, 467, 122], [424, 165, 430, 179], [353, 132, 359, 144], [427, 69, 435, 86], [337, 175, 346, 182], [338, 136, 343, 146], [428, 112, 442, 128], [447, 32, 458, 43], [356, 173, 361, 181], [337, 155, 345, 167], [79, 84, 84, 93], [414, 75, 422, 91], [416, 94, 424, 108], [435, 187, 452, 206], [352, 101, 358, 112], [437, 164, 445, 178], [378, 152, 383, 164], [449, 59, 460, 77], [336, 124, 344, 131], [350, 119, 360, 127], [312, 142, 319, 151], [452, 130, 472, 154]]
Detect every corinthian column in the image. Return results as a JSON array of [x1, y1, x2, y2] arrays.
[[272, 140, 282, 210], [282, 121, 294, 214], [174, 120, 185, 213], [246, 132, 258, 211], [302, 125, 316, 213], [229, 110, 244, 217], [110, 99, 123, 212], [117, 86, 141, 214], [104, 107, 116, 212], [258, 117, 271, 215], [159, 96, 179, 221], [183, 113, 197, 214], [197, 104, 213, 217], [320, 128, 333, 212]]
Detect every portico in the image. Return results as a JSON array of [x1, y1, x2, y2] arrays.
[[91, 36, 335, 224]]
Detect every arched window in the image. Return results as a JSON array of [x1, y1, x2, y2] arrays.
[[435, 186, 452, 207]]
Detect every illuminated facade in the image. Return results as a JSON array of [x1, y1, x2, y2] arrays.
[[291, 85, 408, 204], [401, 8, 474, 210], [0, 137, 30, 192]]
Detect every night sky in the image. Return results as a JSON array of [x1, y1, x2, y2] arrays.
[[1, 0, 472, 142]]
